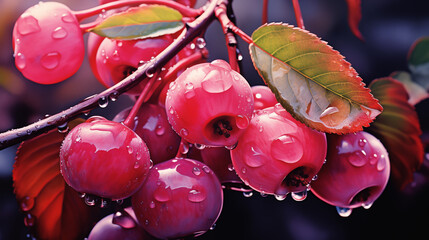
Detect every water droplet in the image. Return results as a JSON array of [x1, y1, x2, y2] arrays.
[[41, 52, 61, 70], [109, 92, 119, 102], [210, 223, 216, 230], [100, 199, 108, 208], [196, 37, 206, 48], [134, 161, 140, 169], [270, 134, 303, 164], [112, 210, 136, 229], [192, 167, 201, 176], [377, 154, 387, 171], [149, 159, 154, 169], [98, 96, 108, 108], [149, 201, 156, 208], [57, 122, 69, 133], [235, 115, 249, 129], [24, 213, 36, 227], [154, 186, 171, 202], [180, 128, 189, 137], [312, 174, 318, 181], [241, 167, 247, 174], [291, 190, 307, 201], [336, 206, 352, 217], [274, 194, 287, 201], [227, 164, 234, 171], [169, 81, 177, 91], [237, 53, 243, 61], [20, 196, 34, 212], [243, 191, 253, 197], [17, 16, 41, 35], [188, 189, 206, 202], [52, 27, 67, 39], [127, 145, 133, 154], [201, 69, 232, 93], [244, 145, 267, 167], [362, 202, 373, 209], [169, 107, 174, 115], [347, 150, 367, 167], [358, 138, 367, 148], [202, 166, 211, 174], [61, 13, 75, 23], [112, 50, 120, 60], [369, 153, 378, 165], [225, 142, 238, 150], [84, 195, 96, 206], [155, 125, 165, 136], [194, 143, 206, 150], [184, 82, 195, 99], [188, 43, 196, 49], [15, 52, 26, 69]]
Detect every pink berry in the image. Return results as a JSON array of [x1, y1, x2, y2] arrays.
[[113, 103, 181, 164], [60, 118, 151, 200], [230, 104, 327, 197], [131, 158, 223, 239], [165, 60, 254, 147], [12, 2, 84, 84], [94, 35, 177, 95], [88, 207, 154, 240], [311, 131, 390, 211], [251, 85, 277, 110]]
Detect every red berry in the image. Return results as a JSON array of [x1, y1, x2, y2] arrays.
[[230, 104, 327, 197], [94, 35, 178, 95], [113, 103, 181, 164], [310, 131, 390, 211], [88, 207, 154, 240], [12, 2, 84, 84], [251, 85, 277, 110], [131, 158, 223, 239], [165, 60, 254, 147], [60, 118, 151, 200]]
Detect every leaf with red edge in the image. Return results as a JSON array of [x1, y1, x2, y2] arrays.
[[367, 77, 424, 189], [13, 119, 99, 240], [249, 23, 382, 134], [345, 0, 364, 40]]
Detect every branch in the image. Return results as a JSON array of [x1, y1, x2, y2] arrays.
[[0, 0, 223, 150]]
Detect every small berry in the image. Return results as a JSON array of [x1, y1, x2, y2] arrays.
[[60, 118, 151, 200], [113, 103, 181, 164], [311, 131, 390, 210], [12, 2, 84, 84], [132, 158, 223, 239], [165, 60, 254, 147], [230, 104, 327, 196]]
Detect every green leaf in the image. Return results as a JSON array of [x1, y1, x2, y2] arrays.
[[407, 37, 429, 92], [366, 77, 424, 189], [89, 5, 184, 40], [249, 23, 382, 134]]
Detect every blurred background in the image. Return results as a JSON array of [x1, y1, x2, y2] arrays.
[[0, 0, 428, 239]]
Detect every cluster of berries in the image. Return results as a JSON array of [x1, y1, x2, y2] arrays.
[[12, 0, 391, 239]]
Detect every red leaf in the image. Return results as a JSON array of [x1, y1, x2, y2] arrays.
[[367, 78, 424, 189], [13, 119, 99, 240], [345, 0, 364, 40]]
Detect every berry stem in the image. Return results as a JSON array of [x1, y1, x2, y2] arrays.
[[292, 0, 305, 29], [73, 0, 202, 22], [0, 0, 223, 151], [262, 0, 269, 24]]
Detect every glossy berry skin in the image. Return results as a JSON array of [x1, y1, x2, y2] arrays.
[[60, 118, 151, 200], [200, 147, 250, 192], [132, 158, 223, 239], [12, 2, 84, 84], [94, 35, 184, 95], [113, 103, 181, 165], [165, 60, 254, 147], [251, 85, 277, 110], [311, 131, 390, 209], [99, 0, 197, 7], [231, 104, 327, 196], [88, 207, 154, 240]]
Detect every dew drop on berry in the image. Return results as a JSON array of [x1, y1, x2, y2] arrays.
[[112, 210, 137, 229], [291, 190, 307, 201], [155, 125, 165, 136], [169, 81, 177, 91], [336, 206, 352, 217], [274, 194, 287, 201], [51, 27, 67, 39], [17, 15, 41, 35], [112, 50, 120, 60], [202, 165, 211, 174], [201, 69, 232, 93], [362, 202, 373, 209], [15, 52, 26, 70], [184, 82, 195, 99], [227, 164, 234, 171], [84, 195, 96, 206], [369, 153, 378, 165], [180, 128, 189, 137], [20, 196, 34, 212], [57, 122, 69, 133], [244, 145, 267, 167], [270, 134, 303, 164], [376, 154, 387, 171], [194, 143, 206, 150], [134, 161, 140, 169], [61, 13, 75, 23], [192, 167, 201, 176], [41, 52, 61, 70], [196, 37, 206, 49], [149, 201, 156, 208], [154, 186, 171, 202], [243, 191, 253, 198], [24, 213, 36, 227], [188, 189, 206, 202], [358, 138, 367, 148], [235, 115, 249, 129], [98, 96, 108, 108], [109, 92, 119, 102], [347, 150, 367, 167]]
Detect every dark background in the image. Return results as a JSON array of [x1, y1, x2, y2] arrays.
[[0, 0, 428, 239]]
